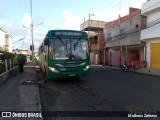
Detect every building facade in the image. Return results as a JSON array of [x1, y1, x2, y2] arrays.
[[0, 27, 13, 53], [13, 49, 32, 62], [105, 7, 146, 68], [89, 33, 105, 64], [80, 20, 106, 65], [13, 49, 29, 54], [5, 34, 14, 52], [0, 27, 7, 50], [141, 0, 160, 69]]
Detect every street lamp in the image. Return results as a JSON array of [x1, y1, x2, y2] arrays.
[[23, 22, 43, 30], [33, 22, 43, 30]]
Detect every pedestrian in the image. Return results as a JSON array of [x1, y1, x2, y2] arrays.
[[17, 54, 25, 73]]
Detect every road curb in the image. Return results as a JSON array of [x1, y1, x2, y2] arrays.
[[91, 65, 160, 77], [36, 84, 43, 120], [134, 71, 160, 77], [91, 65, 103, 67], [33, 64, 43, 120]]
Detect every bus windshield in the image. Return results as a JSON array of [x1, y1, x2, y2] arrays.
[[49, 38, 89, 60]]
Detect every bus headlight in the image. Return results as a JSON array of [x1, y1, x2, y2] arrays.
[[83, 65, 90, 71], [48, 67, 59, 73]]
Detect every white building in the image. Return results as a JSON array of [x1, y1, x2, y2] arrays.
[[5, 34, 14, 52], [0, 27, 13, 52], [141, 0, 160, 69], [0, 27, 7, 50]]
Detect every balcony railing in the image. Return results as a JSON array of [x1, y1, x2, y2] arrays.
[[105, 28, 141, 42], [142, 0, 160, 15], [143, 18, 160, 30]]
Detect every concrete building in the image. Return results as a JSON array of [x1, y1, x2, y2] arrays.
[[0, 27, 14, 53], [80, 20, 106, 64], [5, 34, 14, 52], [0, 27, 7, 50], [104, 7, 146, 68], [13, 49, 32, 62], [12, 49, 31, 55], [141, 0, 160, 69], [89, 32, 105, 64]]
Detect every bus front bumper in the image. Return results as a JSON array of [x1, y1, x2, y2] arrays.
[[48, 69, 90, 80]]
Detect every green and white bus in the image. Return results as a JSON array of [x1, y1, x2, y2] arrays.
[[39, 30, 90, 79]]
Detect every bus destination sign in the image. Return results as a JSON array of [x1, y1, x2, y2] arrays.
[[52, 31, 83, 36]]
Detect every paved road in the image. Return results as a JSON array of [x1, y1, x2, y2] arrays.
[[0, 62, 41, 120], [38, 66, 160, 120]]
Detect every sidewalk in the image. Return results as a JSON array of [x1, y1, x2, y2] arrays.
[[91, 64, 160, 76], [0, 62, 42, 119], [135, 68, 160, 76], [23, 62, 42, 112]]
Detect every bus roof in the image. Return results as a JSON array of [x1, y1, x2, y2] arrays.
[[39, 30, 88, 48], [47, 30, 87, 38], [48, 29, 86, 33]]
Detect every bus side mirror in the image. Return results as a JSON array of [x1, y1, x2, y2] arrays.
[[88, 41, 91, 52], [44, 39, 49, 45]]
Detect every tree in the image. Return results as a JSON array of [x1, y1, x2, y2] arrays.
[[0, 50, 18, 74]]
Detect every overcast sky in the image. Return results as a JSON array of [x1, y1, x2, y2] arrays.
[[0, 0, 146, 51]]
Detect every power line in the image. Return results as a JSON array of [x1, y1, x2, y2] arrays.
[[105, 1, 120, 12], [12, 35, 28, 44], [128, 0, 160, 15], [105, 0, 160, 24], [105, 16, 160, 42], [14, 27, 29, 36], [141, 1, 160, 13]]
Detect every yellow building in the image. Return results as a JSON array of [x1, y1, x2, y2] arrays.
[[141, 0, 160, 69]]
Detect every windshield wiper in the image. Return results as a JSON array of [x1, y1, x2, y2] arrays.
[[74, 37, 82, 49], [57, 37, 66, 47]]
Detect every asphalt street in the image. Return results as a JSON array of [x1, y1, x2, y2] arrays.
[[0, 64, 160, 120], [38, 66, 160, 120]]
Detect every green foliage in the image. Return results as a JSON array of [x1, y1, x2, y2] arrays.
[[0, 50, 14, 60], [0, 50, 20, 74], [0, 63, 5, 74]]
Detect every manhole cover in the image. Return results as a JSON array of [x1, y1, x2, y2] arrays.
[[22, 80, 37, 85]]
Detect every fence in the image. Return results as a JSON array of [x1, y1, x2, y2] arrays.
[[0, 58, 19, 83], [0, 59, 16, 74], [0, 66, 19, 83]]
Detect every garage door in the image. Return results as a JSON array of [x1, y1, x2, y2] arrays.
[[150, 43, 160, 69]]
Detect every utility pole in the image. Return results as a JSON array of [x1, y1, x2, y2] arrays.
[[88, 13, 94, 64], [83, 17, 85, 31], [88, 13, 94, 37], [30, 0, 34, 61]]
